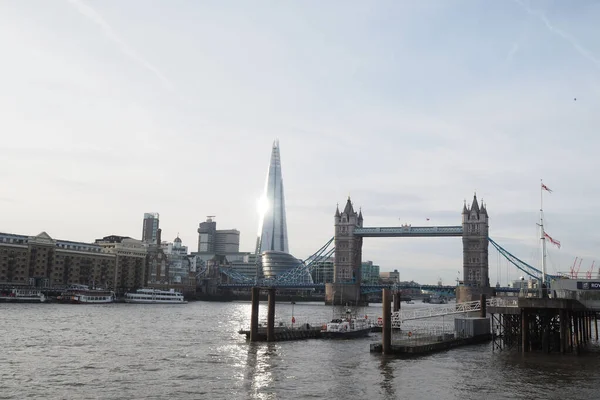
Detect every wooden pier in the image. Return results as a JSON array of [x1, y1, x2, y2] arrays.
[[370, 334, 492, 356], [239, 326, 322, 341], [246, 286, 326, 342], [489, 296, 599, 354]]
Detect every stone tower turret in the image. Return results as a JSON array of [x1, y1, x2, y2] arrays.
[[462, 193, 489, 288], [334, 197, 363, 284]]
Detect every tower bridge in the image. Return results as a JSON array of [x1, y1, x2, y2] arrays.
[[327, 194, 490, 305]]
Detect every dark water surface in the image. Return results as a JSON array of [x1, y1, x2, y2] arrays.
[[1, 301, 598, 399]]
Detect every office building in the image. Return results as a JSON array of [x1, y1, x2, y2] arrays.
[[142, 213, 160, 243], [197, 217, 240, 254]]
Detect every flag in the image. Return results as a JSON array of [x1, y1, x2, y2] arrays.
[[541, 183, 553, 193], [544, 232, 561, 249]]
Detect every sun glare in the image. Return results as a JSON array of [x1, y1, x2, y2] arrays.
[[256, 196, 270, 234]]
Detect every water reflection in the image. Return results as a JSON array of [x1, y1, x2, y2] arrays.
[[244, 343, 279, 399], [378, 356, 396, 399]]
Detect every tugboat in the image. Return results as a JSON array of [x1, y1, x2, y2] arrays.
[[321, 309, 372, 339]]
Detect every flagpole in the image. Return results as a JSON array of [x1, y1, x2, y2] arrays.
[[540, 179, 547, 297]]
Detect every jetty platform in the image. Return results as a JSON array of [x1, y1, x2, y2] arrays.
[[370, 333, 492, 356], [239, 326, 322, 341]]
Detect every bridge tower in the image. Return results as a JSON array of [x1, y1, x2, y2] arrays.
[[325, 197, 364, 305], [457, 193, 492, 303]]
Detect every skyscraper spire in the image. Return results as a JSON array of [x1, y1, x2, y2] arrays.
[[257, 140, 289, 254]]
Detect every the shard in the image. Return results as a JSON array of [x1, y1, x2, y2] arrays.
[[255, 140, 312, 284], [256, 139, 289, 254]]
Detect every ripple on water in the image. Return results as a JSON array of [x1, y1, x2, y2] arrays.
[[1, 302, 599, 399]]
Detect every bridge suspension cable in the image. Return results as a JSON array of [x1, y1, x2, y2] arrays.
[[272, 237, 335, 285], [488, 237, 559, 285]]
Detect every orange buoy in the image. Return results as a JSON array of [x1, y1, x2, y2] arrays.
[[408, 331, 412, 337], [365, 315, 368, 319]]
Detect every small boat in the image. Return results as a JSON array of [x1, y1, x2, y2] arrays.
[[321, 309, 372, 339], [57, 285, 115, 304], [0, 288, 46, 303], [428, 296, 447, 304], [124, 288, 187, 304]]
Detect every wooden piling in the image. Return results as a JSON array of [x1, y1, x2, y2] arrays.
[[574, 313, 580, 354], [267, 288, 276, 342], [250, 287, 260, 342], [480, 294, 487, 318], [393, 291, 401, 313], [521, 309, 528, 353], [382, 289, 391, 354], [559, 309, 565, 354]]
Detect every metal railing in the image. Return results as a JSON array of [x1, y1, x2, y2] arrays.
[[391, 297, 518, 328]]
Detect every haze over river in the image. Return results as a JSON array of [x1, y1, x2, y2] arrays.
[[1, 301, 598, 399]]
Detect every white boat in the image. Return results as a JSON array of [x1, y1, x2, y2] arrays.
[[0, 288, 46, 303], [321, 309, 372, 339], [124, 288, 187, 304], [428, 296, 448, 304], [57, 284, 115, 304]]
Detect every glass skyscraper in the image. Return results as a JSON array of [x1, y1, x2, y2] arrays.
[[255, 140, 313, 284], [257, 140, 289, 254]]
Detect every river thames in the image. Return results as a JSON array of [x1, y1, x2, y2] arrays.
[[1, 301, 598, 399]]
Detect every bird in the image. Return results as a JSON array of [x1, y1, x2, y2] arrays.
[[574, 98, 577, 101], [426, 218, 430, 221]]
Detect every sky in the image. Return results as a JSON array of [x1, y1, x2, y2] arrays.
[[2, 0, 600, 286]]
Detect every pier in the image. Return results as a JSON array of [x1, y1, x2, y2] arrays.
[[246, 286, 323, 342], [489, 295, 599, 354], [372, 289, 492, 356]]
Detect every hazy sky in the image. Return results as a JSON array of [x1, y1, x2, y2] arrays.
[[2, 0, 600, 285]]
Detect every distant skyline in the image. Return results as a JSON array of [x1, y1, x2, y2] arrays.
[[2, 1, 600, 285]]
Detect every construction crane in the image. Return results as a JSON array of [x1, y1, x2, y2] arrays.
[[570, 257, 578, 278], [586, 261, 596, 279]]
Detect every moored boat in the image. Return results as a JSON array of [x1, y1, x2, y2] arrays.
[[57, 285, 115, 304], [124, 288, 187, 304], [0, 288, 48, 303], [0, 288, 46, 303], [321, 309, 372, 339]]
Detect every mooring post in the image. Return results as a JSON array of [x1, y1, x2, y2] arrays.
[[393, 291, 401, 312], [267, 288, 276, 342], [250, 287, 260, 342], [382, 289, 392, 354], [595, 313, 598, 341], [480, 294, 487, 318]]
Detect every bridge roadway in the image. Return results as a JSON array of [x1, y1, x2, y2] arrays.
[[217, 282, 519, 294], [353, 225, 463, 237]]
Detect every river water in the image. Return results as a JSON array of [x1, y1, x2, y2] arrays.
[[1, 301, 598, 399]]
